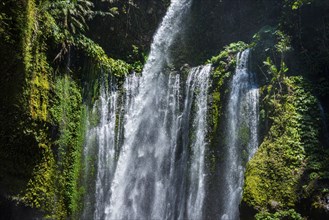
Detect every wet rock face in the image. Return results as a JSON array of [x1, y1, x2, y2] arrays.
[[182, 0, 282, 65], [88, 0, 170, 59], [87, 0, 281, 65], [0, 195, 44, 220]]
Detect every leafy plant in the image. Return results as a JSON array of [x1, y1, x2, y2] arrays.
[[255, 209, 303, 220], [290, 0, 312, 10], [45, 0, 94, 59], [38, 0, 119, 60], [263, 57, 289, 94]]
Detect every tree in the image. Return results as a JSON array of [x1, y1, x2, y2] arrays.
[[46, 0, 94, 60]]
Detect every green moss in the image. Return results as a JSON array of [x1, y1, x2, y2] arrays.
[[21, 147, 65, 219], [18, 74, 87, 219], [255, 209, 303, 220], [208, 41, 249, 66], [70, 105, 87, 216], [243, 72, 326, 214], [0, 1, 91, 218], [206, 41, 249, 172], [22, 0, 36, 75], [0, 0, 139, 219], [211, 91, 221, 131], [76, 35, 131, 78], [29, 47, 51, 121], [208, 42, 248, 135], [50, 75, 86, 217]]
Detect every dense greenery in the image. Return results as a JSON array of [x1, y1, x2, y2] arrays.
[[1, 0, 329, 219], [243, 73, 324, 211], [0, 0, 135, 219], [206, 41, 249, 173], [255, 209, 303, 220], [204, 2, 329, 218], [240, 1, 329, 219], [208, 41, 249, 138]]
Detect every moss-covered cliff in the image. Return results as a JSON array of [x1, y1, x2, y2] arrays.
[[0, 0, 134, 219], [1, 0, 329, 219], [204, 2, 329, 218]]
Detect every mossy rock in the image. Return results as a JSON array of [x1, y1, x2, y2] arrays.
[[242, 74, 328, 218]]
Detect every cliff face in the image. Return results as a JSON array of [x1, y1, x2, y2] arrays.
[[0, 0, 168, 218], [0, 0, 329, 219], [191, 1, 329, 218], [180, 0, 280, 65], [88, 0, 282, 67], [238, 1, 329, 219], [88, 0, 170, 60]]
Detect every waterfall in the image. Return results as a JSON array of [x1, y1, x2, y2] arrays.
[[80, 0, 215, 219], [94, 84, 118, 220], [82, 77, 124, 220], [106, 0, 192, 219], [104, 64, 212, 219], [82, 1, 259, 219], [186, 65, 211, 220], [221, 49, 259, 220], [318, 102, 329, 146], [82, 64, 212, 220]]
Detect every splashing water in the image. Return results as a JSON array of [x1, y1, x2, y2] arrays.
[[82, 1, 259, 219], [221, 49, 259, 220]]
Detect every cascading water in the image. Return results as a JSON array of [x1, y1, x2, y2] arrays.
[[106, 0, 192, 219], [82, 77, 125, 220], [319, 103, 329, 146], [186, 65, 211, 220], [81, 0, 216, 219], [83, 65, 212, 220], [82, 1, 259, 219], [221, 49, 259, 220], [106, 63, 212, 219], [94, 84, 118, 220]]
